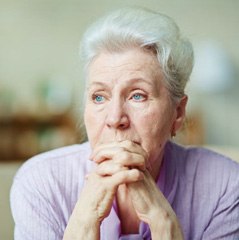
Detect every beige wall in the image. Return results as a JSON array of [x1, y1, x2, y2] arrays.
[[0, 0, 239, 146]]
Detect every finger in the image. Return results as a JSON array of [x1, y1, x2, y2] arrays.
[[90, 142, 121, 160], [92, 142, 147, 170], [96, 161, 128, 175], [91, 146, 123, 163], [91, 140, 148, 161], [95, 151, 146, 173], [108, 169, 144, 186], [86, 169, 143, 193], [119, 140, 148, 160]]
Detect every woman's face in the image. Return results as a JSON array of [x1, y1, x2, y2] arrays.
[[84, 48, 185, 166]]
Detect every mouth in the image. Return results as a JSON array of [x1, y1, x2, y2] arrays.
[[116, 139, 141, 146]]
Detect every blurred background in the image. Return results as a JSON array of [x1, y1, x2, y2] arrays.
[[0, 0, 239, 239]]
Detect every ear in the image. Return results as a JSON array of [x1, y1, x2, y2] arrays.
[[171, 95, 188, 136]]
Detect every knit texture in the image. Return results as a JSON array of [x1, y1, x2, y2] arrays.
[[10, 141, 239, 239]]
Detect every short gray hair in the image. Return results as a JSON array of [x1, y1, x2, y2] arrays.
[[80, 7, 194, 103]]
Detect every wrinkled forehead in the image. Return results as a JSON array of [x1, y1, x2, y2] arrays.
[[86, 48, 164, 88]]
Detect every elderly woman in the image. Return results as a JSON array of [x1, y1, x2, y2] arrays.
[[11, 8, 239, 240]]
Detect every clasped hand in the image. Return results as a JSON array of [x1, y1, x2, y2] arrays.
[[63, 140, 183, 240]]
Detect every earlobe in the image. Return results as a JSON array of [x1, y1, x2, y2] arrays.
[[171, 95, 188, 136]]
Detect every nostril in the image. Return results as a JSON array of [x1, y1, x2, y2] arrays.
[[119, 122, 129, 129], [119, 115, 130, 129], [106, 114, 130, 129]]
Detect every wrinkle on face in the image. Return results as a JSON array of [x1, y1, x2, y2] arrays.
[[88, 49, 163, 91], [84, 48, 176, 168]]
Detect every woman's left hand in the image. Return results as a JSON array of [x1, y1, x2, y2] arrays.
[[91, 140, 184, 240], [127, 170, 184, 239]]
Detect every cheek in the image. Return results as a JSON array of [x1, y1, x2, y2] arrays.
[[138, 107, 172, 135], [134, 106, 173, 149], [84, 107, 97, 139], [138, 110, 172, 164], [84, 107, 92, 129], [84, 105, 107, 147]]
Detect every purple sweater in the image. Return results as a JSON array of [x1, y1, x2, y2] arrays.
[[10, 141, 239, 239]]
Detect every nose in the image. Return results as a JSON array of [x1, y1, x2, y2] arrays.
[[106, 99, 130, 130]]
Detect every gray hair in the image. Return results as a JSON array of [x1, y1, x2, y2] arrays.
[[80, 7, 194, 103]]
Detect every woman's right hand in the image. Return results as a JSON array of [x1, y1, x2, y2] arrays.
[[63, 143, 144, 240], [77, 168, 143, 223]]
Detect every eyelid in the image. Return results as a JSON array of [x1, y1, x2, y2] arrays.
[[90, 89, 110, 103], [130, 90, 148, 101], [131, 88, 147, 95]]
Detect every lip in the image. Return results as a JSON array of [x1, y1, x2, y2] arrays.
[[112, 139, 141, 145], [117, 139, 141, 145]]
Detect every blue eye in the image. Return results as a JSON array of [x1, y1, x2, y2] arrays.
[[94, 95, 105, 103], [132, 93, 144, 101]]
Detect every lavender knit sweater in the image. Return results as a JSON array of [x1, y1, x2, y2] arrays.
[[10, 141, 239, 239]]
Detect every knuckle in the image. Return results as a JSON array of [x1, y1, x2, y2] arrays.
[[139, 156, 146, 167], [114, 151, 129, 165], [105, 179, 118, 191], [114, 163, 125, 172], [132, 169, 142, 179], [120, 151, 130, 162], [123, 139, 134, 148]]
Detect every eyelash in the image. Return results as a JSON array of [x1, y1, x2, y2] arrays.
[[130, 92, 147, 102]]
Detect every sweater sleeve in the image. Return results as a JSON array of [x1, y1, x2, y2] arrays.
[[10, 144, 92, 240], [202, 163, 239, 239], [10, 163, 65, 240]]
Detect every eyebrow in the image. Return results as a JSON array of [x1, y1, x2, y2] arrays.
[[127, 78, 154, 87], [88, 78, 154, 89], [87, 81, 110, 91]]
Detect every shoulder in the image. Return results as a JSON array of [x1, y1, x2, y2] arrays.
[[167, 141, 239, 179], [11, 141, 94, 208], [10, 142, 93, 236], [165, 141, 239, 200], [14, 141, 92, 182], [165, 141, 239, 238]]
